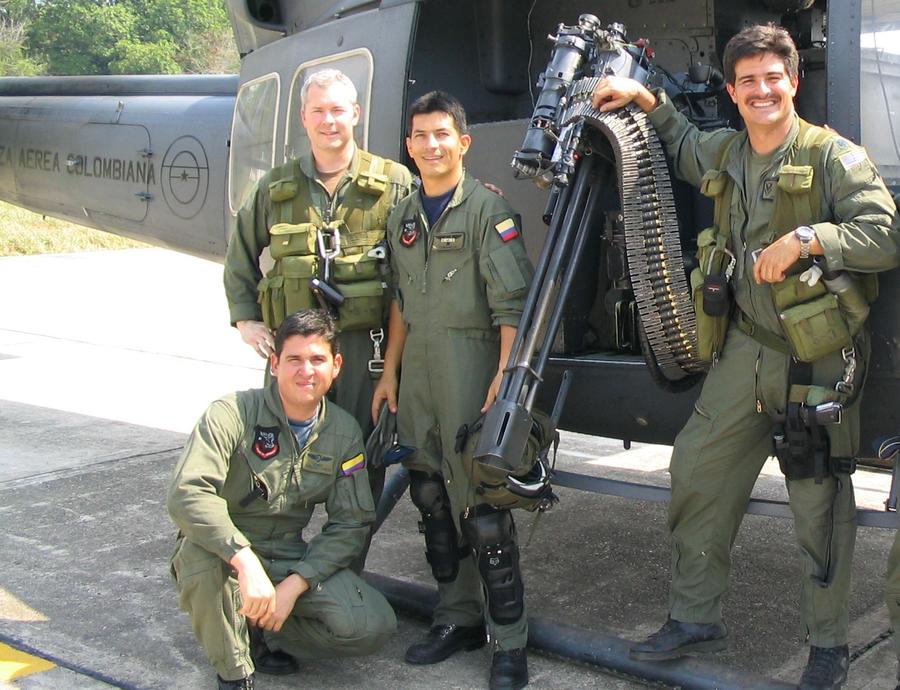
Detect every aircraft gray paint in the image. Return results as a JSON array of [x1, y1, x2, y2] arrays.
[[0, 0, 898, 460]]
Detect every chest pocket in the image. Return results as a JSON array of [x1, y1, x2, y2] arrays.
[[298, 452, 337, 500], [225, 439, 293, 511], [269, 222, 318, 260]]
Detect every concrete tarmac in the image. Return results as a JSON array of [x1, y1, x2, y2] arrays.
[[0, 248, 897, 690]]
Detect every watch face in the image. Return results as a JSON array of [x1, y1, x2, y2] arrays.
[[795, 226, 815, 241]]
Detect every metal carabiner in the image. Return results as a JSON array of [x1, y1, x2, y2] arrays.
[[316, 226, 341, 283], [368, 328, 385, 373], [316, 225, 341, 261]]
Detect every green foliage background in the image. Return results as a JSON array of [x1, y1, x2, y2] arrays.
[[0, 0, 239, 76]]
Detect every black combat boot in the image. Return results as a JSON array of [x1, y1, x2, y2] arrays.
[[798, 644, 849, 690], [216, 673, 254, 690], [629, 616, 727, 661], [404, 623, 487, 664], [248, 624, 299, 675], [490, 647, 528, 690]]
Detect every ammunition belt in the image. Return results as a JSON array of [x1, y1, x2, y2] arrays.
[[559, 78, 703, 382]]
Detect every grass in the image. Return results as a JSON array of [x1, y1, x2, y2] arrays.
[[0, 201, 147, 256]]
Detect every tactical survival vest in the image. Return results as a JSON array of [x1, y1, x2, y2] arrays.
[[692, 119, 876, 384], [256, 150, 398, 331]]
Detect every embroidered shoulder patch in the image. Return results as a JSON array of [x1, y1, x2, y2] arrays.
[[494, 217, 520, 242], [400, 219, 420, 247], [252, 426, 280, 460], [340, 453, 366, 476], [839, 149, 867, 171]]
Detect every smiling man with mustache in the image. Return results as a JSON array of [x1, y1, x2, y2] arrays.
[[593, 23, 898, 690]]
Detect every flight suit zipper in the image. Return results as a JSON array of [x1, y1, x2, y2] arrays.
[[419, 195, 458, 294], [294, 429, 320, 509], [754, 349, 763, 414], [316, 173, 351, 225], [420, 210, 430, 295], [283, 410, 321, 499]]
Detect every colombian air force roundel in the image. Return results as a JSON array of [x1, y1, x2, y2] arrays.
[[400, 219, 419, 247], [253, 426, 280, 460]]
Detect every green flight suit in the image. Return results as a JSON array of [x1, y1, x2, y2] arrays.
[[168, 385, 396, 681], [647, 91, 898, 646], [888, 527, 900, 665], [387, 174, 534, 650], [884, 196, 900, 669], [223, 147, 413, 439]]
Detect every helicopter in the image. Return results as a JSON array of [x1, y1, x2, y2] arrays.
[[0, 0, 896, 461], [1, 2, 898, 684]]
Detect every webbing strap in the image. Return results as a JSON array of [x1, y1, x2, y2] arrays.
[[735, 309, 791, 354]]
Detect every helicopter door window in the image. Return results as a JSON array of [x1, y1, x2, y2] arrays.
[[860, 0, 900, 186], [229, 73, 280, 214], [284, 49, 374, 163]]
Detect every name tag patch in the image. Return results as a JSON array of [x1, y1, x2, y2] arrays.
[[433, 233, 465, 251]]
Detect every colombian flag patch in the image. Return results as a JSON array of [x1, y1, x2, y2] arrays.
[[340, 453, 366, 476], [494, 217, 520, 242]]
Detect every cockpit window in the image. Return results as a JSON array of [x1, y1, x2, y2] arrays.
[[284, 49, 374, 163], [229, 73, 280, 214], [860, 0, 900, 186]]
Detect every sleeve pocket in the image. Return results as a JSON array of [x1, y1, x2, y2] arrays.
[[488, 245, 527, 294]]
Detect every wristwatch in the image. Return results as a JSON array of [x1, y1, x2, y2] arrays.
[[794, 225, 816, 260]]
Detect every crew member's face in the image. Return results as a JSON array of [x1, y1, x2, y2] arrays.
[[270, 334, 342, 417], [726, 52, 798, 132], [406, 111, 471, 186], [300, 82, 360, 155]]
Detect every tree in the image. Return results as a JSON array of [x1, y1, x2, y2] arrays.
[[109, 38, 180, 75], [0, 0, 44, 75], [28, 1, 135, 75], [24, 0, 237, 76]]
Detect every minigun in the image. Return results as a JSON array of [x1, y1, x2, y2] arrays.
[[476, 15, 703, 472], [512, 15, 650, 189]]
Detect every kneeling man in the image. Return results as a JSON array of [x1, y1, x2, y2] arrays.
[[168, 309, 396, 690]]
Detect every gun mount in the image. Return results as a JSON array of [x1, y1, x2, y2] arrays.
[[478, 16, 712, 472]]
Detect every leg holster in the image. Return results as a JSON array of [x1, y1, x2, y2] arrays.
[[409, 470, 468, 583], [460, 505, 524, 625], [773, 400, 830, 482], [772, 360, 855, 483]]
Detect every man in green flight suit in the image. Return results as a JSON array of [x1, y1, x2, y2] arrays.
[[371, 91, 535, 690], [593, 23, 898, 689], [168, 309, 396, 690], [888, 460, 900, 689], [223, 68, 412, 442]]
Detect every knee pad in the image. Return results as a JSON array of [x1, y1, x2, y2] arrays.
[[461, 505, 524, 625], [409, 470, 467, 583]]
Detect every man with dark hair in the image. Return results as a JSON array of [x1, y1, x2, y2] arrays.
[[593, 22, 898, 689], [372, 91, 535, 690], [169, 309, 396, 690]]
